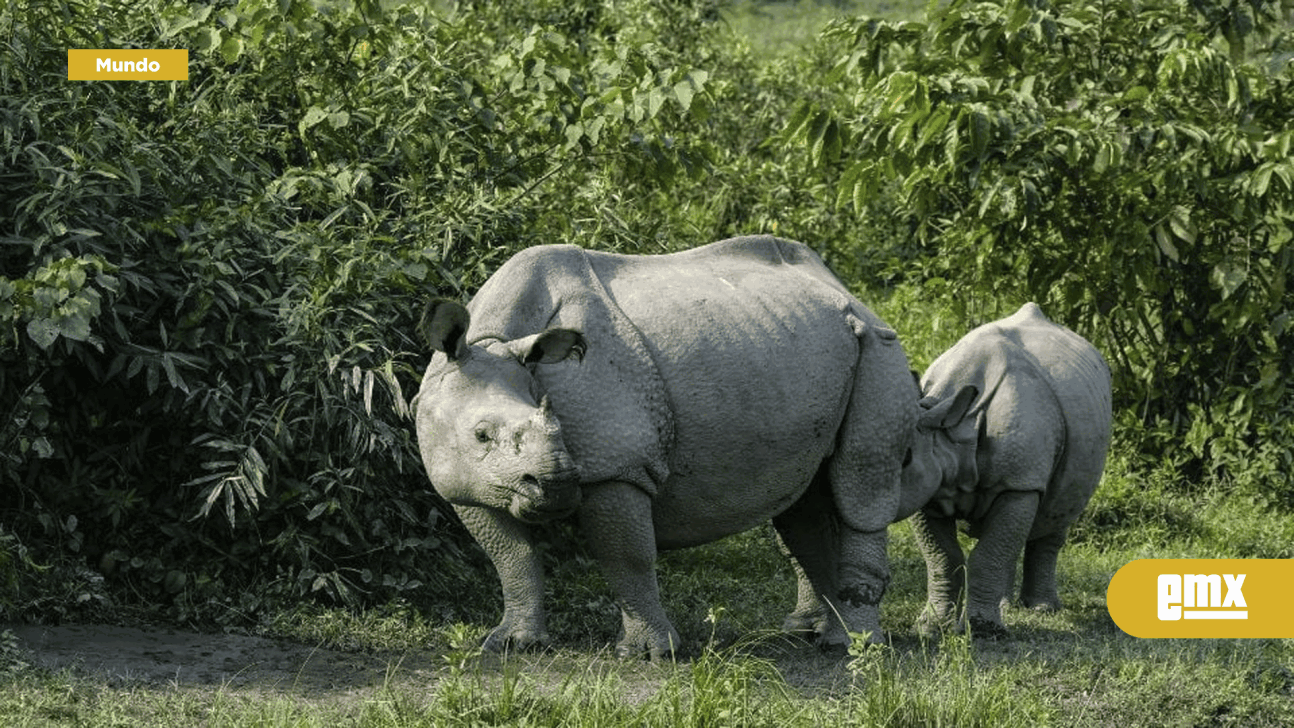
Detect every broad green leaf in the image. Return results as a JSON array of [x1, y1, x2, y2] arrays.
[[161, 4, 212, 38], [219, 35, 243, 64], [646, 88, 666, 119], [164, 570, 187, 594], [1094, 140, 1114, 173], [298, 106, 328, 135], [807, 112, 831, 167], [783, 102, 815, 143], [56, 311, 91, 342], [584, 116, 604, 145], [565, 123, 584, 149], [674, 80, 695, 112], [1211, 260, 1247, 300], [1168, 205, 1197, 245], [1154, 224, 1180, 262], [917, 105, 951, 151], [1122, 86, 1150, 102], [1250, 163, 1274, 197], [1006, 2, 1032, 32], [195, 27, 221, 54], [26, 318, 59, 349]]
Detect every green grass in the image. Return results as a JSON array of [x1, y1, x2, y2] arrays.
[[6, 462, 1294, 727]]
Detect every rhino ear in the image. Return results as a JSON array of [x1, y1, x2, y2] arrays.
[[511, 328, 586, 365], [419, 298, 470, 361], [917, 385, 979, 431]]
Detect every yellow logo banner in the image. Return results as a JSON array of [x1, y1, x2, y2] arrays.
[[1107, 559, 1294, 638], [68, 49, 188, 81]]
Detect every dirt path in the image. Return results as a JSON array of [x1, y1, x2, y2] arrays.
[[5, 623, 441, 692], [4, 621, 853, 704]]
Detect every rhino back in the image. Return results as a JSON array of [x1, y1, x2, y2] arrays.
[[587, 238, 875, 544], [922, 303, 1111, 530]]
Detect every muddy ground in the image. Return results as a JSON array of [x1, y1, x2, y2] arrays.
[[3, 622, 853, 700], [5, 623, 444, 693]]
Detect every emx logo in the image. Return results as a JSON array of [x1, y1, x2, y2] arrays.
[[1157, 573, 1246, 621], [1108, 559, 1294, 638]]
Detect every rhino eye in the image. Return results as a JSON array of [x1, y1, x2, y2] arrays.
[[902, 448, 913, 468], [473, 423, 495, 444]]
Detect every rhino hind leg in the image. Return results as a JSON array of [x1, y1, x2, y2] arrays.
[[1019, 529, 1067, 611], [964, 490, 1040, 638], [833, 525, 891, 647], [775, 468, 890, 650], [773, 479, 839, 643]]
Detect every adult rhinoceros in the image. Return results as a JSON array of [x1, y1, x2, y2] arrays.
[[413, 236, 917, 658], [901, 302, 1112, 638]]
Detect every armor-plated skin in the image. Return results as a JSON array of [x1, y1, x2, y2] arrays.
[[902, 303, 1112, 638], [414, 236, 917, 657]]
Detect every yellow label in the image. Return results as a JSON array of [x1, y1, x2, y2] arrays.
[[68, 49, 188, 81], [1107, 559, 1294, 638]]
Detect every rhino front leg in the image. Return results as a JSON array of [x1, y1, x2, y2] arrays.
[[455, 504, 551, 653], [1020, 529, 1067, 611], [910, 508, 966, 637], [965, 490, 1039, 638], [579, 481, 679, 660]]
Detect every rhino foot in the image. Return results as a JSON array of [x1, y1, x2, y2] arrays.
[[613, 619, 682, 662], [914, 605, 961, 639], [614, 634, 680, 662], [781, 607, 829, 641], [1021, 596, 1062, 612], [968, 616, 1008, 641], [819, 627, 885, 655], [482, 620, 551, 654]]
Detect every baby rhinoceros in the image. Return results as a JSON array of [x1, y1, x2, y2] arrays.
[[902, 303, 1111, 639], [414, 236, 916, 659]]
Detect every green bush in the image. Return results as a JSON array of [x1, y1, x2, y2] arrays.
[[784, 0, 1294, 498], [0, 0, 721, 622]]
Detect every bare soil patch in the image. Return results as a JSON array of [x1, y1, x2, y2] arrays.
[[5, 623, 441, 693], [5, 621, 854, 702]]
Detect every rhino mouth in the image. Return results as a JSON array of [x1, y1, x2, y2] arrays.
[[507, 470, 582, 523]]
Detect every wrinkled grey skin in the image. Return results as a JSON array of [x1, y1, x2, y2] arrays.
[[413, 236, 916, 658], [901, 303, 1112, 639]]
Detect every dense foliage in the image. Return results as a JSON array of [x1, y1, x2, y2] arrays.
[[0, 0, 726, 622], [783, 0, 1294, 497], [2, 0, 1291, 625]]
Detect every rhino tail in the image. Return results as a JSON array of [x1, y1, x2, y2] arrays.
[[844, 311, 898, 344]]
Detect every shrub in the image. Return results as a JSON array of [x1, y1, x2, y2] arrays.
[[784, 0, 1294, 494], [0, 0, 719, 622]]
